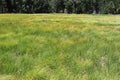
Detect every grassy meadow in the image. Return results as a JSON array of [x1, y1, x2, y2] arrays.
[[0, 14, 120, 80]]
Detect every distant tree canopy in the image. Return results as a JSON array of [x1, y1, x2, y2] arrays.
[[0, 0, 120, 14]]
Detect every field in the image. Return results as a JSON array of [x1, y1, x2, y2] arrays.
[[0, 14, 120, 80]]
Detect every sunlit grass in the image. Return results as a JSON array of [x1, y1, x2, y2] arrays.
[[0, 14, 120, 80]]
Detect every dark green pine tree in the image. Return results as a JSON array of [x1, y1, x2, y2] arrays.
[[54, 0, 66, 13], [65, 0, 74, 13]]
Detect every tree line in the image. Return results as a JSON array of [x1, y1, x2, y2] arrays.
[[0, 0, 120, 14]]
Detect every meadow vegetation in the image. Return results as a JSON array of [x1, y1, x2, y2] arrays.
[[0, 14, 120, 80]]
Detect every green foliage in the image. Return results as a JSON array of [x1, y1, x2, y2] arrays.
[[54, 0, 66, 13], [100, 1, 116, 14], [65, 0, 74, 13], [1, 0, 120, 14]]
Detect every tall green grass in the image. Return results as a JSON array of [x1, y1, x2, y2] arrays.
[[0, 14, 120, 80]]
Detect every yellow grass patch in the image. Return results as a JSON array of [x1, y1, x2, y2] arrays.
[[79, 37, 87, 42], [0, 33, 14, 38], [60, 39, 73, 46], [0, 75, 14, 80]]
